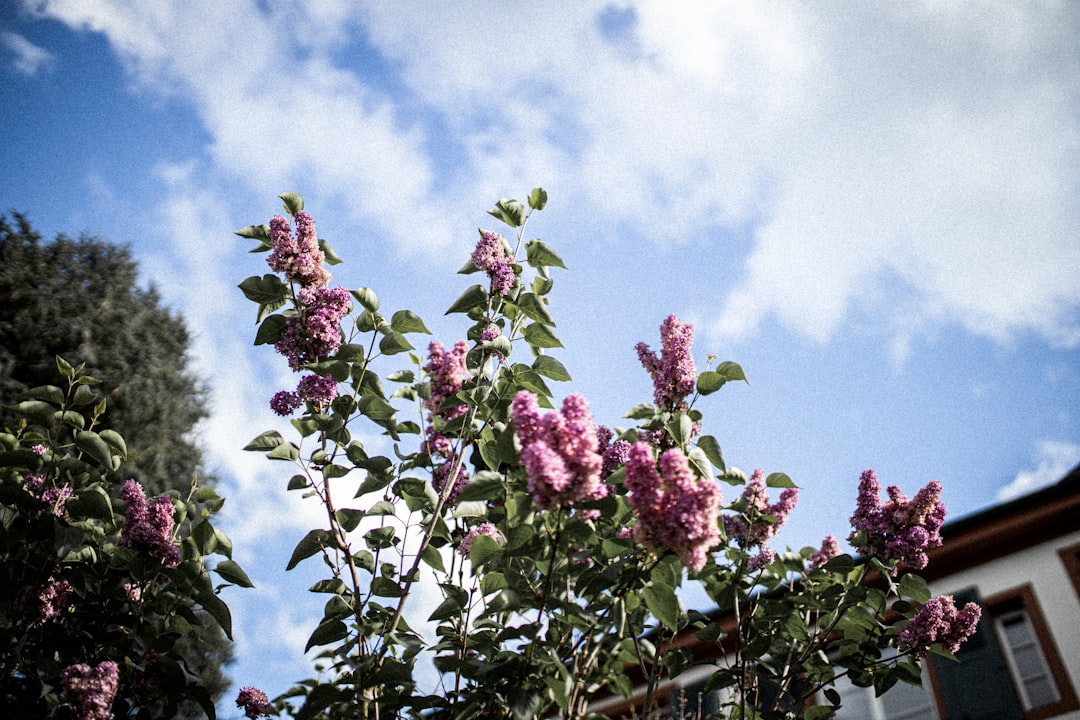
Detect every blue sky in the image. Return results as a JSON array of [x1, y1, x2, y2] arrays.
[[2, 1, 1079, 715]]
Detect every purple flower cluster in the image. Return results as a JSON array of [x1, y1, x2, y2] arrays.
[[511, 391, 607, 510], [849, 470, 946, 570], [472, 230, 515, 296], [425, 340, 469, 416], [270, 286, 350, 415], [459, 522, 504, 556], [267, 211, 331, 288], [33, 574, 72, 623], [120, 480, 180, 569], [433, 461, 470, 505], [597, 426, 632, 476], [723, 469, 799, 548], [423, 341, 471, 503], [25, 471, 74, 518], [809, 534, 842, 570], [270, 373, 339, 417], [636, 314, 697, 411], [274, 286, 352, 372], [60, 660, 119, 720], [898, 595, 982, 657], [236, 686, 273, 718], [625, 442, 722, 572]]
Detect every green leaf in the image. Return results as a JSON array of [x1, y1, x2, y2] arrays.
[[716, 361, 748, 384], [75, 430, 117, 470], [279, 192, 304, 215], [528, 187, 548, 211], [254, 314, 287, 346], [286, 529, 331, 571], [351, 287, 380, 312], [696, 370, 725, 396], [390, 309, 431, 335], [9, 400, 54, 426], [243, 430, 284, 452], [524, 239, 566, 269], [445, 284, 488, 315], [523, 322, 563, 349], [898, 573, 931, 603], [765, 472, 797, 489], [468, 535, 503, 567], [457, 471, 506, 503], [235, 223, 270, 241], [625, 403, 657, 420], [215, 560, 254, 588], [336, 508, 365, 533], [687, 446, 715, 484], [379, 331, 414, 356], [27, 385, 64, 404], [306, 619, 348, 652], [428, 596, 463, 622], [516, 293, 555, 325], [68, 485, 114, 522], [487, 198, 527, 227], [238, 274, 289, 306], [420, 544, 445, 573], [359, 395, 396, 421], [644, 582, 681, 631], [318, 238, 343, 265], [696, 435, 725, 471], [267, 442, 299, 461], [371, 577, 404, 598], [98, 429, 127, 459], [198, 589, 233, 640], [56, 355, 75, 378], [71, 384, 98, 406], [532, 355, 571, 382]]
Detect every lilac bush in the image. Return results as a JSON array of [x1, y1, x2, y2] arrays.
[[233, 189, 979, 720], [0, 187, 979, 720]]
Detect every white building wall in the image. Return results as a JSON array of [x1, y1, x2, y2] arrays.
[[928, 528, 1080, 720]]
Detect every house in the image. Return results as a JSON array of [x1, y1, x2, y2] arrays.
[[589, 463, 1080, 720]]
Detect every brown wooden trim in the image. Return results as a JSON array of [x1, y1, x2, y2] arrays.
[[983, 584, 1079, 720], [1057, 542, 1080, 602]]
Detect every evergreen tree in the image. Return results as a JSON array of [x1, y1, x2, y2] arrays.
[[0, 212, 232, 717]]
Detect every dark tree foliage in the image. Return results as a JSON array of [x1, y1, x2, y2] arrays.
[[0, 212, 232, 717]]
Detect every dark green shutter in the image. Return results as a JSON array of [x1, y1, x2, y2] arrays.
[[932, 587, 1022, 720]]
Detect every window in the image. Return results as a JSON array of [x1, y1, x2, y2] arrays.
[[982, 585, 1079, 720]]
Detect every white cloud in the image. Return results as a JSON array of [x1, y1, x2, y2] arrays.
[[2, 31, 54, 75], [29, 0, 1080, 350], [998, 440, 1080, 501]]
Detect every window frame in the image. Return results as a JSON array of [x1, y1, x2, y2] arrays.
[[981, 584, 1079, 720], [1057, 542, 1080, 602]]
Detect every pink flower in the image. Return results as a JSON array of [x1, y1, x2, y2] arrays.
[[120, 480, 180, 568], [723, 469, 798, 548], [425, 340, 469, 416], [60, 661, 119, 720], [236, 686, 273, 718], [267, 211, 331, 288], [459, 522, 504, 556], [274, 286, 351, 371], [35, 575, 72, 622], [636, 315, 697, 412], [625, 442, 721, 572], [472, 231, 515, 296], [433, 459, 470, 505], [511, 391, 607, 510], [899, 595, 982, 657], [809, 534, 842, 570], [849, 470, 945, 570]]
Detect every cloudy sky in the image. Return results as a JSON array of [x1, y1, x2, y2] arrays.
[[3, 1, 1079, 714]]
